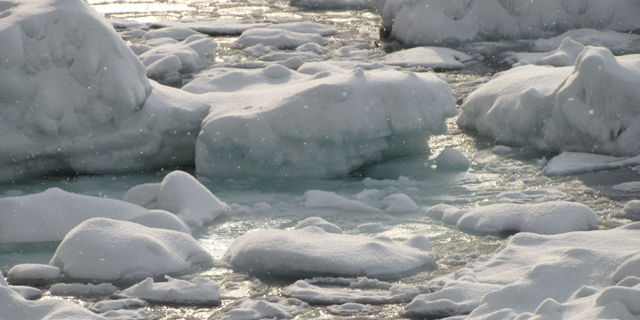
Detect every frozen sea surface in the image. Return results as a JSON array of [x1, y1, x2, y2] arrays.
[[2, 0, 639, 319]]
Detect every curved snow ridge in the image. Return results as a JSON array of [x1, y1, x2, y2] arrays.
[[458, 46, 640, 157], [380, 0, 640, 46], [193, 66, 456, 179], [426, 201, 598, 235], [224, 227, 437, 279]]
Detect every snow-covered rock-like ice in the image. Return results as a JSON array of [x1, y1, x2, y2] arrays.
[[426, 201, 598, 234], [435, 148, 471, 171], [379, 193, 419, 212], [144, 27, 200, 41], [618, 200, 640, 220], [7, 285, 42, 300], [496, 188, 568, 204], [226, 297, 308, 320], [458, 46, 640, 156], [50, 218, 213, 281], [122, 277, 220, 305], [505, 37, 585, 67], [613, 182, 640, 192], [302, 190, 379, 212], [6, 264, 60, 285], [0, 285, 106, 319], [405, 223, 640, 319], [380, 0, 640, 46], [236, 29, 328, 49], [543, 152, 640, 176], [378, 47, 472, 70], [90, 298, 147, 314], [532, 29, 640, 54], [124, 170, 229, 228], [150, 18, 270, 36], [224, 227, 436, 278], [327, 303, 379, 315], [290, 0, 379, 9], [266, 22, 338, 36], [191, 65, 456, 178], [50, 283, 118, 297], [294, 217, 343, 233]]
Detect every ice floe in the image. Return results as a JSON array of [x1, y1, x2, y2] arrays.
[[144, 27, 201, 41], [532, 29, 640, 54], [236, 28, 328, 49], [504, 37, 586, 67], [426, 201, 598, 234], [225, 297, 308, 320], [121, 277, 220, 305], [378, 47, 473, 70], [544, 152, 640, 176], [225, 227, 436, 278], [50, 283, 118, 297], [90, 298, 147, 314], [496, 188, 568, 204], [150, 18, 270, 36], [435, 148, 471, 171], [6, 264, 60, 285], [294, 217, 343, 233], [302, 190, 379, 212], [50, 218, 212, 281], [0, 285, 106, 319], [618, 200, 640, 220]]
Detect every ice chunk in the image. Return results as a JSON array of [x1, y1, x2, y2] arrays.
[[150, 18, 271, 36], [617, 200, 640, 220], [144, 27, 200, 40], [266, 22, 338, 36], [290, 0, 380, 10], [505, 38, 585, 67], [128, 210, 191, 234], [7, 285, 42, 300], [90, 298, 147, 313], [327, 303, 379, 315], [354, 222, 387, 233], [303, 190, 379, 212], [404, 280, 502, 318], [378, 47, 472, 70], [225, 228, 436, 278], [533, 29, 640, 54], [496, 188, 568, 204], [122, 277, 220, 305], [435, 148, 471, 171], [613, 182, 640, 192], [544, 152, 640, 176], [0, 285, 105, 319], [237, 28, 327, 49], [50, 218, 213, 281], [284, 278, 423, 304], [380, 193, 419, 212], [50, 283, 118, 297], [226, 297, 307, 320], [6, 264, 60, 285], [428, 201, 598, 235], [294, 217, 343, 234]]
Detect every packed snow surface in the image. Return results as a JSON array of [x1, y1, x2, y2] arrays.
[[122, 277, 220, 305], [426, 201, 598, 234], [191, 64, 456, 178], [380, 0, 640, 46], [377, 47, 472, 70], [224, 227, 436, 278], [50, 218, 213, 281], [405, 223, 640, 319], [458, 47, 640, 156]]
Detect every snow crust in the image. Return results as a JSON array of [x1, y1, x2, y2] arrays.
[[6, 264, 60, 285], [224, 227, 436, 278], [50, 218, 212, 281], [122, 277, 220, 305], [380, 0, 640, 46], [405, 223, 640, 319], [458, 46, 640, 156], [377, 47, 472, 70], [426, 201, 598, 234], [191, 65, 456, 178], [226, 297, 307, 320]]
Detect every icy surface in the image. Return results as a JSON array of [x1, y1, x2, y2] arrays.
[[225, 227, 436, 278], [50, 283, 118, 297], [6, 264, 60, 285], [150, 19, 270, 36], [302, 190, 379, 212], [426, 201, 598, 234], [226, 297, 308, 320], [378, 47, 472, 70], [90, 298, 147, 313], [544, 152, 640, 176], [50, 218, 213, 281], [236, 29, 328, 49], [0, 285, 106, 319], [496, 188, 568, 204], [122, 277, 220, 305], [435, 148, 471, 171]]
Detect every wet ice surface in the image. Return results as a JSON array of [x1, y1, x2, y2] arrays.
[[2, 1, 638, 319]]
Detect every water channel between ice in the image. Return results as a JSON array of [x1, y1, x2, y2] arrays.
[[1, 0, 637, 319]]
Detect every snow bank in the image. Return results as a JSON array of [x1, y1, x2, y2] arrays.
[[435, 148, 471, 171], [380, 0, 640, 46], [124, 170, 229, 228], [50, 283, 118, 297], [226, 297, 307, 320], [543, 152, 640, 176], [378, 47, 472, 70], [458, 46, 640, 156], [236, 29, 327, 49], [302, 190, 379, 212], [405, 223, 640, 319], [122, 277, 220, 305], [191, 65, 456, 178], [224, 227, 436, 278], [426, 202, 598, 234], [0, 285, 106, 319], [0, 188, 189, 243], [50, 218, 212, 281], [6, 264, 60, 285]]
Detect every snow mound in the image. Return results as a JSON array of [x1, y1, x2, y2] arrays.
[[613, 182, 640, 192], [435, 148, 471, 171], [236, 28, 327, 49], [0, 285, 106, 319], [458, 46, 640, 156], [380, 193, 419, 212], [406, 223, 640, 319], [618, 200, 640, 220], [0, 188, 188, 243], [380, 0, 640, 46], [7, 264, 60, 285], [226, 297, 308, 320], [378, 47, 472, 70], [50, 218, 213, 281], [224, 228, 436, 278], [355, 222, 387, 233], [90, 298, 147, 314], [150, 19, 270, 36], [496, 188, 568, 204], [50, 283, 118, 297], [192, 66, 456, 178], [303, 190, 379, 212], [427, 202, 598, 234], [8, 285, 42, 300], [124, 170, 229, 228], [543, 152, 640, 176], [505, 37, 585, 67], [294, 217, 343, 234], [533, 29, 640, 54], [122, 277, 220, 305]]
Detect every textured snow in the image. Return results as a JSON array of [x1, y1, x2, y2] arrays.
[[290, 0, 380, 9], [380, 0, 640, 46], [6, 264, 60, 285], [7, 285, 42, 300], [327, 303, 379, 315], [122, 277, 220, 305], [50, 283, 118, 297], [50, 218, 212, 281], [145, 27, 201, 40], [618, 200, 640, 220], [533, 29, 640, 54], [191, 66, 456, 178], [458, 47, 640, 156], [225, 227, 436, 278], [266, 22, 338, 36], [379, 193, 419, 212], [236, 28, 328, 49], [435, 148, 471, 171], [426, 201, 598, 234], [378, 47, 472, 70], [612, 182, 640, 193], [226, 297, 308, 320], [505, 37, 585, 67]]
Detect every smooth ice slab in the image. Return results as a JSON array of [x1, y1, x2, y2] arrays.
[[224, 227, 436, 278]]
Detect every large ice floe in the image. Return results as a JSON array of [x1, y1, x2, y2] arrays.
[[380, 0, 640, 46], [189, 63, 456, 178], [404, 223, 640, 319], [458, 46, 640, 156], [50, 218, 213, 281], [224, 226, 436, 278]]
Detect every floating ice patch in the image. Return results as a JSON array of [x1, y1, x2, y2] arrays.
[[150, 18, 271, 36], [616, 200, 640, 220], [297, 61, 392, 74], [122, 277, 220, 305], [303, 190, 379, 212], [7, 285, 42, 300], [612, 182, 640, 192], [0, 285, 106, 319], [6, 264, 60, 285], [50, 283, 118, 297], [426, 202, 598, 234], [544, 152, 640, 176], [144, 27, 201, 40], [90, 298, 147, 313], [290, 0, 380, 9], [226, 297, 308, 320], [327, 303, 379, 315], [294, 217, 343, 234], [354, 222, 387, 233], [236, 28, 328, 49], [50, 218, 213, 281], [378, 47, 472, 70], [379, 193, 419, 212], [225, 228, 436, 278], [266, 22, 338, 36], [496, 188, 568, 204]]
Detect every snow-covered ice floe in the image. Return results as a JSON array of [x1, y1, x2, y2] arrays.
[[380, 0, 640, 46], [532, 29, 640, 54], [190, 63, 456, 178], [544, 152, 640, 176], [377, 47, 473, 70], [224, 227, 436, 278], [6, 264, 60, 285], [236, 28, 328, 49], [150, 18, 270, 36], [426, 201, 598, 234], [458, 46, 640, 156], [50, 218, 212, 281], [50, 283, 118, 297], [404, 223, 640, 319], [496, 188, 568, 204], [226, 297, 308, 320], [290, 0, 380, 10], [121, 277, 220, 305]]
